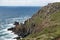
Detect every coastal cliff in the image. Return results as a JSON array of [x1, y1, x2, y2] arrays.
[[8, 2, 60, 40]]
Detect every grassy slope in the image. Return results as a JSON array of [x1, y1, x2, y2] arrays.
[[18, 3, 60, 40], [23, 11, 60, 40]]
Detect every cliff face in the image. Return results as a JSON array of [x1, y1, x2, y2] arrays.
[[24, 2, 60, 35], [8, 2, 60, 40]]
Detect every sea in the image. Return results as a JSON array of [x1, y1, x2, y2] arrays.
[[0, 6, 40, 40]]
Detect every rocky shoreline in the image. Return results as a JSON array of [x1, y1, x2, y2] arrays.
[[8, 21, 31, 39], [8, 2, 60, 40]]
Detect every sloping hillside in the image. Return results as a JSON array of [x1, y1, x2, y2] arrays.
[[22, 2, 60, 40], [8, 2, 60, 40]]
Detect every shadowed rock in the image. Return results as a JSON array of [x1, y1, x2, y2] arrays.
[[8, 2, 60, 40]]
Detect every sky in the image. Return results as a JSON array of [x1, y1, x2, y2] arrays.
[[0, 0, 60, 6]]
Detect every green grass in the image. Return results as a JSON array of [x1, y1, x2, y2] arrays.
[[22, 11, 60, 40], [18, 3, 60, 40]]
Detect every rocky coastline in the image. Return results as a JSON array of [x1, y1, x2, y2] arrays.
[[8, 2, 60, 40]]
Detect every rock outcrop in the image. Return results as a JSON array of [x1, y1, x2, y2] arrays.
[[8, 2, 60, 40]]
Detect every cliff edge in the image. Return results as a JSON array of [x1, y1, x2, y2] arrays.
[[8, 2, 60, 40]]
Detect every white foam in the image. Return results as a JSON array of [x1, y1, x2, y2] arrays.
[[5, 16, 31, 24], [0, 16, 31, 40], [5, 39, 17, 40], [1, 36, 17, 40]]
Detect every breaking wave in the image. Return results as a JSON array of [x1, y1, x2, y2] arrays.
[[0, 16, 30, 40]]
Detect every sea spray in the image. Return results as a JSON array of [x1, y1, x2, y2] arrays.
[[0, 16, 30, 40]]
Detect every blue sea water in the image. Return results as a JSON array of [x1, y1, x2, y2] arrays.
[[0, 6, 40, 40]]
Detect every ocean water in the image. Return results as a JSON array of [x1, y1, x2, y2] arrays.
[[0, 6, 40, 40]]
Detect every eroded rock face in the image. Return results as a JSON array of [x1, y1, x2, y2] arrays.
[[8, 21, 28, 37], [8, 2, 60, 39], [8, 27, 14, 31], [8, 22, 20, 32], [14, 21, 19, 25]]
